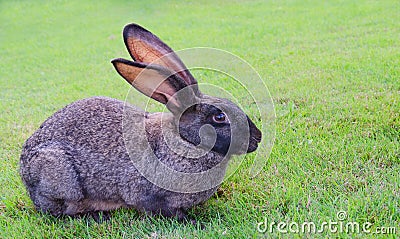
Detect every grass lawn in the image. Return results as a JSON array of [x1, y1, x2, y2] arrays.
[[0, 0, 399, 238]]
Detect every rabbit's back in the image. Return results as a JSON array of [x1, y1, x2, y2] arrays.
[[21, 96, 137, 160]]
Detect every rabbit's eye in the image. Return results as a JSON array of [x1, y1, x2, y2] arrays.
[[213, 112, 227, 123]]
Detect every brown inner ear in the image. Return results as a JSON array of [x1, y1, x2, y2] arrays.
[[126, 37, 196, 88], [113, 60, 177, 105], [128, 40, 164, 64]]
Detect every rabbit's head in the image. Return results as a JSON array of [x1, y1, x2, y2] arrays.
[[112, 23, 261, 156]]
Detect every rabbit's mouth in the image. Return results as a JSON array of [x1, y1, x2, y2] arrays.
[[246, 117, 262, 153], [247, 138, 260, 153]]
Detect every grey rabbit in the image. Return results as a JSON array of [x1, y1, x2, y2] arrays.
[[20, 23, 262, 221]]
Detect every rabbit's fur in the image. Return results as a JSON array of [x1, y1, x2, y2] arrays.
[[20, 23, 261, 220]]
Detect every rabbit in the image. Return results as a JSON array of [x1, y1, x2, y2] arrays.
[[20, 23, 262, 221]]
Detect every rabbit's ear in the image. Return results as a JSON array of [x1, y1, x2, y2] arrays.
[[122, 23, 200, 95], [112, 58, 196, 112]]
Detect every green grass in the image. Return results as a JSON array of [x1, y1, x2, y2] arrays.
[[1, 0, 399, 238]]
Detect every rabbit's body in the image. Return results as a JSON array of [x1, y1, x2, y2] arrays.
[[20, 23, 261, 220], [20, 97, 220, 218]]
